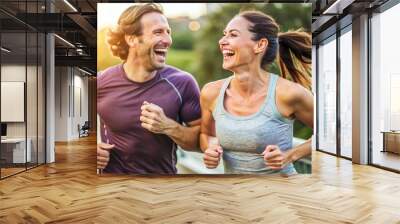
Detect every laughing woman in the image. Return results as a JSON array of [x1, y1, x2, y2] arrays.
[[200, 11, 313, 175]]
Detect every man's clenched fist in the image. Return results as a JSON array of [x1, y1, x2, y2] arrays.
[[203, 145, 223, 169], [97, 142, 114, 169]]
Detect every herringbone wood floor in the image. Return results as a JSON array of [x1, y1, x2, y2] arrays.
[[0, 135, 399, 224]]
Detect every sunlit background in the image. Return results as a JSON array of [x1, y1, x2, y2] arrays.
[[97, 3, 312, 174]]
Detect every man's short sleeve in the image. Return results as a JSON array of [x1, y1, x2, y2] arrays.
[[179, 75, 201, 124]]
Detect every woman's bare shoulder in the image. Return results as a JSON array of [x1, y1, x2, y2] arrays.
[[276, 77, 311, 104], [200, 78, 227, 103]]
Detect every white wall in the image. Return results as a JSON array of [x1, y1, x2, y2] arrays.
[[1, 65, 27, 138], [72, 72, 89, 138], [54, 67, 89, 141], [55, 67, 69, 141]]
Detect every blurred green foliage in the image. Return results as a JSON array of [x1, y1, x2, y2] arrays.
[[166, 49, 196, 75], [294, 120, 313, 139], [169, 19, 195, 50], [171, 32, 194, 50]]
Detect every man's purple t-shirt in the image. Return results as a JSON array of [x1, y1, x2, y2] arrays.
[[97, 64, 201, 174]]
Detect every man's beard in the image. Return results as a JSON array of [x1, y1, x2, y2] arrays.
[[147, 46, 165, 71], [137, 38, 165, 71]]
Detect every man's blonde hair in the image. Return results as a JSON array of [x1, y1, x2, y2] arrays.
[[106, 3, 163, 60]]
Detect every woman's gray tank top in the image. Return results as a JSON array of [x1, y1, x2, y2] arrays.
[[212, 74, 297, 175]]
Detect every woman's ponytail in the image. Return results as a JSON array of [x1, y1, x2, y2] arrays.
[[277, 30, 312, 89]]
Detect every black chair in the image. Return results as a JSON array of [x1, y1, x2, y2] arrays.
[[79, 121, 90, 138]]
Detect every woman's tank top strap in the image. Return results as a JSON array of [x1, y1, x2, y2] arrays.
[[266, 74, 293, 123], [267, 74, 278, 106], [212, 76, 233, 117]]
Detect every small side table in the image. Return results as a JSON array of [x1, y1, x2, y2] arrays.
[[381, 131, 400, 155], [1, 138, 32, 164]]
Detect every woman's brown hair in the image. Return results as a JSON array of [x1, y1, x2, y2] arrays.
[[106, 3, 163, 61], [239, 11, 312, 89]]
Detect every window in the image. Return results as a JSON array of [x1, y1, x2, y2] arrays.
[[339, 27, 352, 158], [0, 1, 47, 179], [370, 3, 400, 171], [317, 35, 337, 154]]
